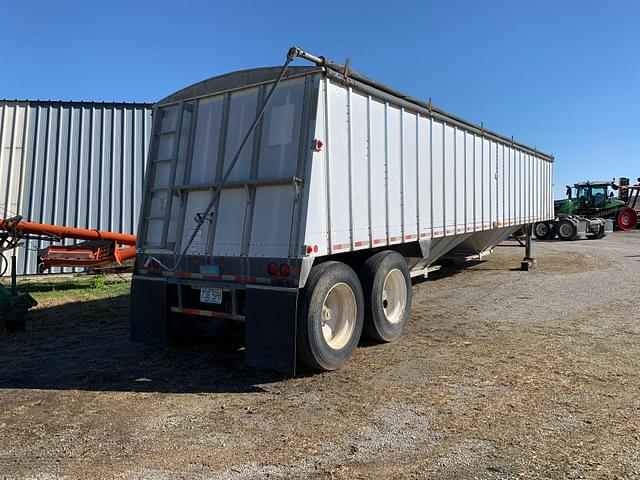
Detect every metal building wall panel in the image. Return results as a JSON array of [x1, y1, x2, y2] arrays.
[[0, 100, 152, 274]]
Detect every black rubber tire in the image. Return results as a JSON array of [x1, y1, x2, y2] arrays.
[[545, 221, 557, 240], [296, 261, 364, 371], [557, 219, 578, 241], [533, 222, 550, 240], [360, 251, 412, 342]]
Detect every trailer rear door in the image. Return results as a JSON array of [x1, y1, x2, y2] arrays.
[[139, 74, 318, 258]]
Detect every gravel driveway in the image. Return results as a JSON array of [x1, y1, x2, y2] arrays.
[[1, 231, 639, 479]]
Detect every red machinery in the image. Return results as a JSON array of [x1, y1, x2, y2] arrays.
[[0, 216, 136, 272], [619, 178, 640, 229], [624, 185, 640, 227]]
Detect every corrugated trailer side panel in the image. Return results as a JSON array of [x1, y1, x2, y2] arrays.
[[402, 108, 418, 241], [386, 105, 403, 244], [417, 116, 431, 236], [303, 78, 553, 257], [349, 89, 370, 249]]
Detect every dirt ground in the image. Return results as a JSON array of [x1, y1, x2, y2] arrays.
[[1, 231, 639, 479]]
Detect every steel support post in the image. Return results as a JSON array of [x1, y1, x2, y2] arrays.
[[521, 224, 536, 271]]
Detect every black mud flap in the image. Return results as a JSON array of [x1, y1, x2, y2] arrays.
[[129, 276, 168, 348], [245, 286, 298, 376]]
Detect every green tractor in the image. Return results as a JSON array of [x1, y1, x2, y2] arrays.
[[0, 255, 37, 336], [534, 180, 638, 241]]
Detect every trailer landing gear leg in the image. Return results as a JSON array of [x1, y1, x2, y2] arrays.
[[521, 224, 536, 271]]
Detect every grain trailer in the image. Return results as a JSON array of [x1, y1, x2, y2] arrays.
[[130, 47, 554, 374]]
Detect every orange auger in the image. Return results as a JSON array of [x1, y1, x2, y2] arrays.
[[0, 216, 137, 272]]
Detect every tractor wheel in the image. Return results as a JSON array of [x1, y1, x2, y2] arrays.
[[617, 207, 638, 231], [557, 219, 578, 241], [533, 222, 550, 240]]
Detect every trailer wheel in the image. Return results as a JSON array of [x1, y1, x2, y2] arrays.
[[617, 207, 638, 230], [557, 219, 577, 241], [297, 261, 364, 371], [360, 251, 412, 342]]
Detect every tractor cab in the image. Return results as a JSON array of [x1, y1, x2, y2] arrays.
[[563, 181, 621, 213]]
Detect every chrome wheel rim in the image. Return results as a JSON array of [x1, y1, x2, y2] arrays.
[[321, 282, 356, 350], [382, 269, 407, 325]]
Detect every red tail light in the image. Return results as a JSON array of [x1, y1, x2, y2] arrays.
[[279, 263, 290, 277], [267, 263, 278, 276]]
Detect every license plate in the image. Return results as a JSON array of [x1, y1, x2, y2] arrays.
[[200, 287, 222, 304]]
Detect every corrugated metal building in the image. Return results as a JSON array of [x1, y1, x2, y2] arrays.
[[0, 100, 153, 274]]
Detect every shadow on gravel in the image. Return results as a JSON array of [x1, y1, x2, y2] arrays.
[[0, 295, 286, 394], [412, 261, 482, 285]]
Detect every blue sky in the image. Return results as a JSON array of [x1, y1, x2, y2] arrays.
[[2, 0, 639, 197]]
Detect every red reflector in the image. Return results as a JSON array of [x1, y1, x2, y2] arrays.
[[279, 263, 290, 277], [313, 245, 318, 253], [267, 263, 278, 276], [306, 245, 313, 254], [313, 139, 324, 151]]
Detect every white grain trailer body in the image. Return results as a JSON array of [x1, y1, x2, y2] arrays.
[[130, 48, 554, 374]]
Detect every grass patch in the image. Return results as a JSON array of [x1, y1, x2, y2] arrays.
[[3, 274, 131, 303]]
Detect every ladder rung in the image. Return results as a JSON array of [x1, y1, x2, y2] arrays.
[[152, 158, 173, 164], [155, 130, 176, 136], [145, 215, 165, 220]]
